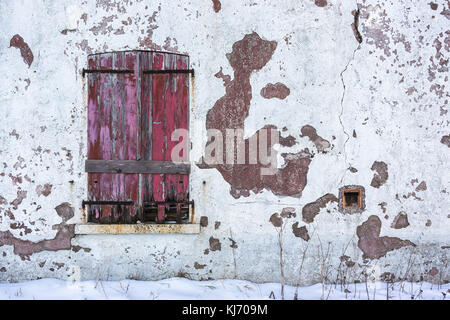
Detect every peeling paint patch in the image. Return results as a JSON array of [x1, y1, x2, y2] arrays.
[[415, 181, 427, 192], [10, 190, 27, 210], [370, 161, 389, 188], [9, 34, 34, 67], [212, 0, 221, 13], [0, 203, 75, 260], [200, 216, 208, 227], [269, 212, 282, 227], [351, 9, 363, 44], [260, 83, 290, 100], [391, 211, 410, 229], [302, 193, 338, 223], [300, 125, 331, 153], [314, 0, 327, 7], [200, 32, 312, 198], [441, 135, 450, 147], [9, 130, 20, 140], [209, 237, 221, 251], [71, 245, 91, 253], [36, 184, 53, 197], [357, 215, 415, 259], [228, 238, 238, 249], [194, 262, 206, 269], [292, 222, 310, 241]]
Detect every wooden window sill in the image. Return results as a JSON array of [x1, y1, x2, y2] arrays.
[[75, 223, 200, 235]]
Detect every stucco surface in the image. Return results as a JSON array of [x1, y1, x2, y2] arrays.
[[0, 0, 448, 284]]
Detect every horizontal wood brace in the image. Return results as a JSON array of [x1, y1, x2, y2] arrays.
[[85, 160, 190, 174], [82, 69, 134, 77]]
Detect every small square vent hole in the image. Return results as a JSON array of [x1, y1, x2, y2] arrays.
[[343, 189, 362, 209]]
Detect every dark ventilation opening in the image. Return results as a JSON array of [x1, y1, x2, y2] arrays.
[[343, 190, 361, 209]]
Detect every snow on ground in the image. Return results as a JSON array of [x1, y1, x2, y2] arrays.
[[0, 278, 448, 300]]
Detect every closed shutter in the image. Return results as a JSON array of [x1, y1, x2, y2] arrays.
[[85, 51, 191, 224]]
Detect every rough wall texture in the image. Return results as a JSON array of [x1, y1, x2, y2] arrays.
[[0, 0, 448, 285]]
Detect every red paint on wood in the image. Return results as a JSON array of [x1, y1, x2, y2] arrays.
[[87, 51, 190, 223]]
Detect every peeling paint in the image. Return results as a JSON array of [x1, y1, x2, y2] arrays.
[[260, 82, 290, 100], [302, 194, 337, 223], [9, 34, 34, 67], [370, 161, 389, 188], [357, 215, 415, 259]]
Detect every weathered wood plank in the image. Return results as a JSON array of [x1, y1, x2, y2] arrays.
[[85, 160, 190, 174]]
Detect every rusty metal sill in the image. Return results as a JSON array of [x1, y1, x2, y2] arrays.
[[74, 223, 200, 235]]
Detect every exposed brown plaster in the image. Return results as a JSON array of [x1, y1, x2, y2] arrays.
[[280, 207, 296, 218], [351, 9, 363, 44], [429, 266, 439, 276], [260, 83, 290, 100], [429, 2, 438, 10], [9, 34, 34, 68], [60, 29, 77, 35], [292, 222, 310, 241], [10, 222, 32, 235], [269, 212, 282, 227], [228, 238, 238, 248], [370, 161, 389, 188], [71, 245, 91, 253], [36, 184, 53, 197], [441, 9, 450, 20], [0, 203, 75, 260], [415, 181, 427, 192], [200, 216, 208, 227], [356, 215, 415, 259], [300, 125, 331, 153], [425, 219, 432, 227], [302, 193, 338, 223], [441, 135, 450, 147], [209, 237, 221, 251], [200, 33, 312, 198], [391, 211, 410, 229], [215, 67, 231, 87], [194, 262, 206, 269], [10, 190, 27, 210], [214, 221, 221, 230], [340, 255, 355, 268], [314, 0, 327, 7], [8, 173, 22, 186], [378, 202, 387, 213], [9, 130, 20, 140], [212, 0, 221, 13]]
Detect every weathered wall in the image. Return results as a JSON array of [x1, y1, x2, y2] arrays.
[[0, 0, 449, 285]]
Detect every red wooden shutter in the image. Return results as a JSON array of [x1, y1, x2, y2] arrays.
[[86, 51, 190, 224], [141, 52, 190, 223]]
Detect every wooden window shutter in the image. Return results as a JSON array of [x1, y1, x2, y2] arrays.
[[86, 51, 191, 224]]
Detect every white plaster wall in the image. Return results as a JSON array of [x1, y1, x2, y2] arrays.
[[0, 0, 448, 284]]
